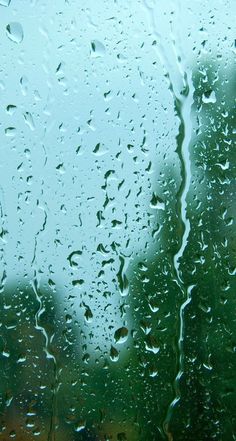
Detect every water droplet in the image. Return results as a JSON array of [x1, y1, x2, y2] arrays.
[[0, 0, 11, 6], [114, 327, 128, 344], [150, 193, 165, 210], [5, 127, 16, 137], [6, 22, 24, 44], [56, 163, 65, 174], [93, 142, 108, 156], [117, 255, 129, 297], [110, 345, 119, 362], [72, 279, 84, 287], [90, 40, 106, 58], [65, 314, 72, 324], [23, 112, 35, 131], [6, 105, 17, 115], [145, 335, 160, 354], [202, 90, 216, 104], [17, 354, 26, 363], [34, 89, 41, 101], [67, 250, 82, 268], [2, 349, 10, 358], [84, 305, 93, 323], [149, 366, 158, 378], [75, 421, 86, 432], [140, 320, 151, 335], [20, 76, 28, 95], [148, 298, 159, 313]]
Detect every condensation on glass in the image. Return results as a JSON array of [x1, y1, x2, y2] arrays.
[[0, 0, 235, 440]]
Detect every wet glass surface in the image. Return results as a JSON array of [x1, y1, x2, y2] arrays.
[[0, 1, 235, 440]]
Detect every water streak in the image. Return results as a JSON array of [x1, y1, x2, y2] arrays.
[[31, 202, 58, 441], [0, 185, 7, 296], [142, 1, 195, 437]]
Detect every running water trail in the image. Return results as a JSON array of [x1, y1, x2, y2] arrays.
[[142, 1, 195, 438], [0, 185, 7, 295], [31, 199, 58, 441]]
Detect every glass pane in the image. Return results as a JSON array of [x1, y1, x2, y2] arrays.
[[0, 0, 235, 440]]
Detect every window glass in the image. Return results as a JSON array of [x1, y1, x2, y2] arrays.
[[0, 1, 235, 439]]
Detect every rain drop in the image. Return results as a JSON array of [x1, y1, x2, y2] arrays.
[[6, 22, 24, 44], [0, 0, 11, 6], [114, 327, 128, 344], [91, 40, 106, 58]]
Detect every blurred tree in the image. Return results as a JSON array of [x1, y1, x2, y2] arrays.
[[0, 57, 235, 441]]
